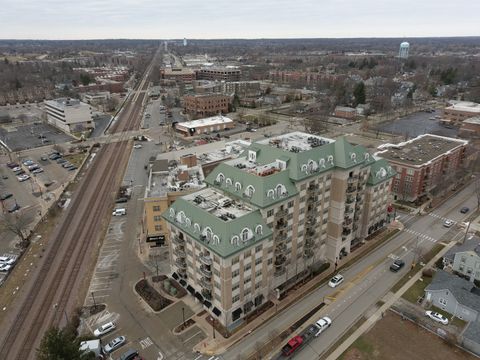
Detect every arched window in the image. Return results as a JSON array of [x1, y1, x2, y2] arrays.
[[301, 164, 308, 173], [176, 211, 186, 224], [308, 160, 317, 172], [203, 227, 213, 242], [255, 225, 263, 235], [327, 155, 334, 165], [226, 178, 233, 186], [275, 184, 287, 197], [319, 158, 326, 168], [215, 173, 225, 184], [267, 189, 275, 199], [213, 235, 220, 245], [231, 235, 240, 246], [364, 153, 370, 161], [185, 218, 191, 227], [194, 223, 201, 233], [241, 228, 251, 242], [245, 185, 255, 197], [235, 182, 242, 192], [169, 208, 175, 218], [350, 153, 356, 163]]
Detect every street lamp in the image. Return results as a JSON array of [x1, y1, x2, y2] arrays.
[[53, 303, 69, 324], [91, 292, 97, 309]]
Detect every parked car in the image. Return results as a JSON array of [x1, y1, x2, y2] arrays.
[[27, 164, 40, 171], [8, 203, 20, 213], [6, 162, 19, 169], [57, 158, 67, 164], [112, 208, 126, 216], [11, 166, 22, 172], [62, 162, 74, 168], [328, 274, 344, 288], [389, 259, 405, 272], [32, 168, 44, 174], [103, 335, 126, 353], [0, 193, 13, 201], [118, 349, 139, 360], [93, 321, 116, 337], [460, 207, 470, 214], [443, 220, 454, 228], [14, 169, 25, 176], [116, 197, 128, 203], [133, 144, 142, 149], [68, 166, 78, 171], [44, 181, 54, 187], [425, 311, 449, 325], [17, 174, 30, 182], [49, 154, 61, 160], [0, 263, 13, 272], [0, 256, 16, 265], [314, 316, 332, 336], [22, 159, 34, 166], [40, 155, 48, 161]]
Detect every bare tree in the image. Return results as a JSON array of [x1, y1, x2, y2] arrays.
[[0, 212, 31, 249]]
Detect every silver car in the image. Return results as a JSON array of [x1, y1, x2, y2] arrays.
[[104, 335, 126, 353]]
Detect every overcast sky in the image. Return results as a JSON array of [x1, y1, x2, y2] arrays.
[[1, 0, 479, 40]]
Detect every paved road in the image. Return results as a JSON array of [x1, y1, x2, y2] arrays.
[[220, 182, 475, 360]]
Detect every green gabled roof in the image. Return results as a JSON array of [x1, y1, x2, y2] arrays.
[[162, 198, 272, 258], [331, 137, 369, 169], [205, 162, 298, 208], [367, 158, 396, 186]]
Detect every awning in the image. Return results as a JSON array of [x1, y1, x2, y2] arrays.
[[187, 285, 195, 294], [203, 300, 212, 308], [195, 292, 204, 302], [232, 307, 243, 317], [212, 307, 222, 316], [179, 279, 187, 287], [172, 272, 179, 280]]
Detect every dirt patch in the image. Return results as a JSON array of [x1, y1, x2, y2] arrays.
[[135, 279, 173, 312], [340, 311, 475, 360], [173, 318, 195, 333], [159, 277, 187, 298]]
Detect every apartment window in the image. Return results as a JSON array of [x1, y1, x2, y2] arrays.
[[214, 293, 221, 303], [244, 289, 251, 297], [255, 282, 262, 290], [267, 209, 274, 217], [232, 283, 240, 291], [232, 256, 239, 265], [214, 269, 220, 277], [153, 206, 161, 211], [255, 258, 262, 266], [232, 269, 240, 278], [288, 201, 294, 208], [267, 258, 273, 265], [245, 263, 252, 271], [232, 295, 240, 303], [154, 225, 162, 231], [244, 276, 251, 284], [255, 245, 263, 253], [300, 196, 306, 203], [255, 269, 262, 277], [153, 215, 162, 222], [439, 298, 447, 306]]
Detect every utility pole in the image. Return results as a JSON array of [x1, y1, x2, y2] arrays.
[[412, 236, 420, 269], [462, 221, 472, 244]]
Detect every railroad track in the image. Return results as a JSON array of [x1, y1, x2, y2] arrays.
[[0, 49, 159, 359]]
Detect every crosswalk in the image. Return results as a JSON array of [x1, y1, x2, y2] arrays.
[[428, 212, 457, 224], [403, 228, 437, 243], [139, 336, 153, 350]]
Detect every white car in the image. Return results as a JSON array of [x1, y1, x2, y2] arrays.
[[0, 256, 16, 265], [328, 274, 344, 288], [443, 220, 454, 228], [314, 316, 332, 336], [133, 144, 142, 149], [0, 263, 13, 272], [104, 335, 126, 353], [17, 174, 30, 182], [11, 166, 22, 172], [32, 168, 44, 174], [425, 311, 449, 325], [93, 321, 116, 337]]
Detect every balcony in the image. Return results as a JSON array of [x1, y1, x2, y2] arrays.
[[172, 236, 185, 245], [308, 184, 319, 192], [274, 244, 287, 255], [305, 239, 315, 248], [303, 248, 314, 258], [200, 277, 212, 290], [347, 186, 356, 194], [199, 265, 212, 277], [276, 221, 287, 230], [352, 224, 358, 232], [346, 196, 355, 204], [275, 209, 288, 218], [201, 289, 212, 300], [342, 228, 352, 236], [199, 253, 213, 265], [274, 268, 286, 277], [345, 206, 353, 214], [175, 258, 187, 269], [305, 230, 316, 239], [275, 233, 287, 243], [347, 177, 358, 184], [344, 218, 353, 225], [274, 256, 286, 267], [306, 217, 317, 226], [174, 247, 186, 258]]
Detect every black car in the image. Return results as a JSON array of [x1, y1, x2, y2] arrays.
[[390, 259, 405, 272], [0, 193, 13, 201], [460, 207, 470, 214], [116, 197, 128, 203]]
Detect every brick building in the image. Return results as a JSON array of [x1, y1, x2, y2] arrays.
[[443, 101, 480, 124], [183, 93, 231, 118], [161, 68, 196, 83], [376, 134, 468, 202], [196, 67, 241, 82], [334, 106, 357, 120]]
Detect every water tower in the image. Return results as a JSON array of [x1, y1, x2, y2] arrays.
[[399, 42, 410, 59], [183, 38, 188, 47]]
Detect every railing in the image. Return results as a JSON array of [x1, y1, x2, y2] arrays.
[[275, 209, 288, 218], [199, 254, 213, 265], [200, 278, 212, 290], [174, 248, 186, 258], [199, 265, 212, 277], [175, 259, 187, 269], [172, 236, 185, 245]]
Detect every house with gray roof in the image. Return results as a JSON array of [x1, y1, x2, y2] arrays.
[[163, 132, 395, 330], [425, 270, 480, 323]]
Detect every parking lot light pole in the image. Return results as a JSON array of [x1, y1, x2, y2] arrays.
[[91, 292, 97, 309], [182, 307, 186, 328]]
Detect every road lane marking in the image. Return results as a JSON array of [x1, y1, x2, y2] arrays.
[[139, 337, 153, 349]]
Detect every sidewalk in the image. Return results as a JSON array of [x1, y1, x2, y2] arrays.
[[193, 223, 403, 356], [324, 236, 458, 360]]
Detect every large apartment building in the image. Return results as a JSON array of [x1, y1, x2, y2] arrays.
[[377, 134, 468, 202], [44, 98, 94, 134], [163, 132, 394, 330]]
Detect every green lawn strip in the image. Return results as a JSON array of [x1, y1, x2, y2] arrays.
[[325, 317, 366, 359], [402, 277, 432, 303]]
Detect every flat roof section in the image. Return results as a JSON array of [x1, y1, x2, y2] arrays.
[[176, 115, 233, 130], [183, 188, 253, 222], [377, 134, 468, 166], [256, 131, 334, 153]]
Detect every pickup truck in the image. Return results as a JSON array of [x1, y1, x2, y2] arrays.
[[281, 324, 318, 356]]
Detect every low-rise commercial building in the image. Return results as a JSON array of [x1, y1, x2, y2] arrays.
[[175, 115, 234, 137], [377, 134, 468, 202], [44, 98, 94, 134], [334, 106, 357, 120], [161, 68, 196, 83], [443, 101, 480, 124], [196, 67, 241, 82], [460, 116, 480, 138], [183, 93, 231, 118], [163, 132, 394, 330]]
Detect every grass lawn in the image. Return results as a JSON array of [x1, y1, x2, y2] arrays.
[[402, 277, 432, 303], [64, 153, 87, 167], [430, 305, 468, 328]]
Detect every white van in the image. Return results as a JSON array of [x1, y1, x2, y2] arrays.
[[112, 208, 126, 216]]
